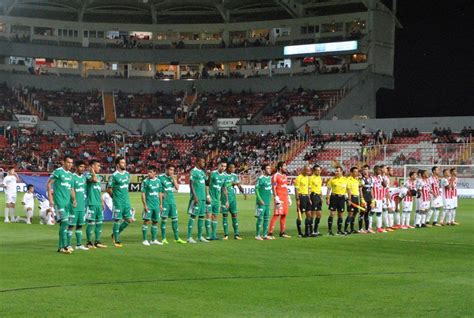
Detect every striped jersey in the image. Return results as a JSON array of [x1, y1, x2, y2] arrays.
[[403, 179, 416, 202], [441, 178, 455, 199], [429, 176, 441, 197], [451, 177, 458, 197], [371, 175, 385, 200], [416, 178, 431, 202]]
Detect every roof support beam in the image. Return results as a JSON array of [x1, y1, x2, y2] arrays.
[[5, 0, 20, 15], [274, 0, 303, 18], [215, 3, 230, 23]]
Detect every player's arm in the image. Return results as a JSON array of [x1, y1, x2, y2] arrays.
[[222, 184, 229, 208], [255, 179, 264, 205], [326, 180, 332, 205], [88, 167, 98, 183], [294, 178, 301, 212], [205, 175, 211, 203], [190, 181, 199, 204], [71, 185, 77, 208], [14, 172, 21, 183], [47, 178, 55, 207], [141, 182, 148, 211], [235, 180, 247, 200], [173, 176, 179, 191], [347, 185, 352, 204], [272, 175, 281, 204]]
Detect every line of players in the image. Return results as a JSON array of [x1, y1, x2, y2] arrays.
[[3, 155, 461, 254], [287, 163, 460, 238]]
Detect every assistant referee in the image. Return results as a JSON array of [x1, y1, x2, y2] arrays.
[[326, 166, 348, 236], [294, 165, 312, 237]]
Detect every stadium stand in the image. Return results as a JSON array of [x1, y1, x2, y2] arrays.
[[0, 83, 31, 121]]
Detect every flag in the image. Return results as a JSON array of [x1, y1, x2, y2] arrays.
[[19, 174, 49, 203]]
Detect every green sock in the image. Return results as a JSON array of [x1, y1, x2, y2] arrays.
[[232, 217, 239, 236], [197, 218, 204, 239], [66, 229, 73, 247], [151, 225, 158, 241], [211, 220, 218, 238], [142, 224, 148, 241], [256, 217, 263, 236], [161, 219, 167, 240], [95, 221, 103, 242], [59, 221, 67, 248], [119, 221, 129, 233], [113, 222, 121, 242], [187, 218, 195, 240], [86, 223, 94, 242], [205, 219, 211, 238], [263, 217, 270, 236], [75, 229, 82, 246], [172, 218, 179, 240], [222, 216, 229, 236]]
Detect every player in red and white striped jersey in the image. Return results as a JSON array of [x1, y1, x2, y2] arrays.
[[426, 166, 443, 226], [415, 170, 431, 228], [439, 169, 454, 225], [371, 166, 386, 233], [449, 168, 459, 225], [388, 187, 417, 222], [400, 171, 417, 228], [383, 166, 397, 229]]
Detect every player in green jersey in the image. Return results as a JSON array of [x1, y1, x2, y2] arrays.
[[109, 156, 133, 247], [141, 165, 163, 246], [47, 155, 74, 254], [186, 155, 209, 243], [70, 161, 88, 250], [159, 164, 186, 244], [207, 160, 228, 241], [255, 164, 273, 240], [221, 163, 247, 240], [85, 159, 107, 249]]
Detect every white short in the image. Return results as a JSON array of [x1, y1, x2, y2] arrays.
[[430, 196, 443, 208], [453, 197, 458, 208], [402, 200, 413, 212], [5, 192, 17, 204], [24, 204, 34, 211], [416, 199, 430, 211], [373, 199, 383, 213], [443, 198, 454, 210]]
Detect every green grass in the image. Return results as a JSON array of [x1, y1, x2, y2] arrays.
[[0, 194, 473, 317]]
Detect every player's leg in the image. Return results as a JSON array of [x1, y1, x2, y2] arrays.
[[75, 210, 87, 250], [255, 205, 263, 239], [205, 203, 212, 239], [374, 200, 384, 233], [210, 201, 220, 240], [85, 207, 95, 248], [268, 203, 280, 238], [169, 203, 184, 243], [160, 205, 169, 243], [118, 206, 132, 237], [4, 201, 10, 223], [94, 207, 106, 248], [221, 198, 229, 239], [198, 201, 209, 242], [56, 206, 70, 253], [304, 211, 312, 237], [66, 206, 76, 251], [186, 198, 197, 242], [142, 208, 151, 245], [111, 207, 123, 246]]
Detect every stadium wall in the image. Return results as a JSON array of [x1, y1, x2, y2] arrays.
[[0, 72, 357, 93]]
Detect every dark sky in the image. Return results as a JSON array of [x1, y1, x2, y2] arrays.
[[376, 0, 473, 118]]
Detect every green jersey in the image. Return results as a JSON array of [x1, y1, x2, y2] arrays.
[[50, 167, 73, 207], [108, 170, 131, 207], [223, 172, 239, 200], [256, 175, 272, 205], [72, 173, 87, 211], [86, 173, 102, 207], [141, 177, 161, 208], [159, 174, 176, 203], [190, 167, 207, 201], [209, 170, 226, 202]]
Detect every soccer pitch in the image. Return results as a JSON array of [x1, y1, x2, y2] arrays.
[[0, 193, 472, 317]]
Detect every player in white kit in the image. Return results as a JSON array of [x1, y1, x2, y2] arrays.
[[449, 168, 459, 225], [3, 167, 21, 223], [400, 172, 417, 228], [415, 170, 431, 228], [19, 184, 35, 224], [39, 199, 55, 225]]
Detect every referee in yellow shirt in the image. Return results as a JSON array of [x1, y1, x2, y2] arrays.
[[326, 166, 348, 236], [309, 164, 323, 236], [345, 167, 363, 234], [294, 165, 311, 237]]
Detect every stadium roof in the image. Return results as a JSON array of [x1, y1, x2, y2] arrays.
[[0, 0, 370, 24]]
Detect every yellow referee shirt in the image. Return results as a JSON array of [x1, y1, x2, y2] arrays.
[[346, 176, 360, 197], [327, 176, 347, 195], [310, 175, 322, 194], [294, 174, 310, 195]]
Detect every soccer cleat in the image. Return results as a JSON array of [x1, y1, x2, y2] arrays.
[[415, 225, 421, 228], [223, 235, 229, 240], [40, 220, 44, 225], [76, 245, 89, 251], [26, 220, 31, 225], [151, 240, 163, 245], [143, 240, 151, 246], [198, 237, 210, 243], [234, 235, 242, 240], [401, 226, 408, 230], [425, 224, 432, 228], [407, 225, 415, 229], [4, 218, 10, 223], [452, 221, 460, 225], [439, 221, 445, 226], [86, 241, 96, 249], [421, 224, 427, 228], [114, 242, 123, 247], [377, 228, 386, 233], [255, 236, 263, 241], [336, 231, 344, 236], [264, 235, 275, 240], [280, 233, 291, 239], [174, 238, 187, 244], [328, 231, 335, 236], [161, 239, 169, 244], [58, 248, 71, 254], [187, 238, 197, 244], [66, 246, 74, 252], [385, 228, 394, 232], [434, 223, 442, 227], [95, 242, 107, 248], [358, 229, 366, 234]]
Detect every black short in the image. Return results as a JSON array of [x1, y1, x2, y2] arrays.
[[310, 193, 322, 211], [347, 195, 361, 213], [329, 195, 345, 212], [298, 195, 311, 213]]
